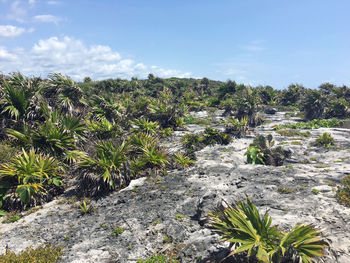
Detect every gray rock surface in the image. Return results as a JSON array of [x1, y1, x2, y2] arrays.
[[1, 111, 350, 262]]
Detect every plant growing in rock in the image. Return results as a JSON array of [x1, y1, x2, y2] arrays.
[[336, 175, 350, 207], [244, 146, 265, 165], [225, 116, 248, 138], [0, 244, 63, 262], [246, 135, 289, 166], [0, 149, 63, 210], [314, 132, 335, 149], [209, 197, 328, 263], [202, 127, 231, 146], [172, 152, 194, 168]]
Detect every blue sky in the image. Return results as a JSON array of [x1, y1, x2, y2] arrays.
[[0, 0, 349, 89]]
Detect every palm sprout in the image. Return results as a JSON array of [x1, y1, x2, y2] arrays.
[[77, 141, 130, 196], [0, 149, 63, 209], [210, 197, 328, 263]]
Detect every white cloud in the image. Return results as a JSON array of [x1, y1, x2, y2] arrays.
[[0, 46, 17, 60], [0, 36, 191, 80], [6, 1, 27, 22], [28, 0, 35, 6], [0, 25, 25, 37], [47, 1, 60, 5], [33, 14, 62, 24]]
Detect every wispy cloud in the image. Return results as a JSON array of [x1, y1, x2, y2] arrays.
[[0, 25, 26, 38], [239, 40, 265, 52], [47, 1, 60, 5], [0, 36, 191, 80], [33, 14, 62, 24], [6, 0, 28, 23]]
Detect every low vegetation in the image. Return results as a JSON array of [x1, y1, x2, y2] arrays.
[[245, 135, 289, 166], [209, 197, 328, 263], [0, 244, 63, 263], [273, 118, 343, 130], [314, 132, 335, 148], [336, 175, 350, 207]]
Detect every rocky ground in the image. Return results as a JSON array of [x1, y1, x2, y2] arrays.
[[1, 111, 350, 263]]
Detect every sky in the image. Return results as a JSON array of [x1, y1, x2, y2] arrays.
[[0, 0, 349, 89]]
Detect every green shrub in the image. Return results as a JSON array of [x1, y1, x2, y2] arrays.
[[273, 119, 343, 130], [209, 197, 328, 263], [336, 175, 350, 207], [78, 141, 130, 197], [245, 135, 288, 166], [314, 132, 335, 148], [0, 149, 63, 210], [244, 146, 264, 165], [137, 254, 179, 263], [224, 117, 248, 138], [172, 152, 194, 168], [0, 244, 63, 263], [275, 129, 311, 137]]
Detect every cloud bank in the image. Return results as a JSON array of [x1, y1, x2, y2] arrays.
[[0, 36, 191, 80]]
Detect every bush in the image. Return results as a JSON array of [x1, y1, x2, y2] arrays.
[[273, 118, 343, 130], [314, 132, 335, 148], [0, 244, 63, 263], [0, 149, 63, 210], [336, 175, 350, 207], [245, 135, 289, 166], [209, 197, 328, 263], [224, 117, 248, 138]]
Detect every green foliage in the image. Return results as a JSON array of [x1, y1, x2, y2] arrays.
[[336, 175, 350, 207], [314, 132, 335, 148], [209, 197, 328, 263], [225, 116, 248, 138], [112, 227, 124, 236], [273, 118, 343, 130], [79, 200, 93, 215], [78, 140, 130, 196], [275, 129, 311, 137], [244, 146, 265, 165], [0, 244, 63, 263], [131, 118, 160, 135], [137, 254, 179, 263], [86, 118, 120, 139], [246, 135, 287, 166], [2, 214, 21, 223], [172, 152, 194, 168], [202, 127, 231, 146], [0, 149, 63, 209]]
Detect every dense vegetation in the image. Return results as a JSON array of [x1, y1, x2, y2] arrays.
[[0, 72, 349, 261]]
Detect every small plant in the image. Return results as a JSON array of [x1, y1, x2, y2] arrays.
[[79, 200, 93, 215], [0, 244, 63, 262], [244, 146, 264, 165], [245, 135, 289, 166], [312, 189, 320, 195], [163, 235, 172, 243], [172, 152, 194, 168], [336, 175, 350, 207], [209, 197, 328, 263], [175, 213, 184, 221], [224, 116, 248, 138], [137, 254, 179, 263], [112, 227, 124, 236], [315, 132, 335, 148], [2, 214, 21, 223]]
